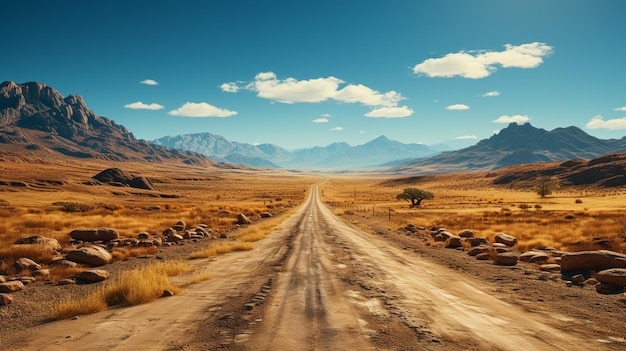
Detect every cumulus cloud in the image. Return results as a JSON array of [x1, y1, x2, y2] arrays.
[[140, 79, 158, 86], [168, 102, 237, 118], [455, 135, 478, 140], [445, 104, 470, 111], [331, 126, 344, 131], [123, 101, 164, 110], [220, 82, 239, 93], [585, 115, 626, 130], [483, 91, 500, 97], [493, 114, 530, 124], [413, 42, 553, 79], [313, 118, 329, 123], [614, 106, 626, 112], [365, 106, 414, 118], [224, 71, 412, 118]]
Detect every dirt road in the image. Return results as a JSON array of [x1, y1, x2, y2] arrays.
[[11, 185, 613, 350]]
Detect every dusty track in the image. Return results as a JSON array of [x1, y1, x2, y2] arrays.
[[9, 185, 614, 350]]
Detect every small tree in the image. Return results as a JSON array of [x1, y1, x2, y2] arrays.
[[396, 187, 434, 207], [536, 176, 560, 198]]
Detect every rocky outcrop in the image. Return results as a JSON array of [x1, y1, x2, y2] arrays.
[[92, 168, 156, 190], [560, 250, 626, 272], [70, 228, 120, 242]]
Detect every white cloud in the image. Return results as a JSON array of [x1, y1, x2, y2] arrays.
[[123, 101, 164, 110], [230, 71, 410, 117], [445, 104, 470, 111], [334, 84, 403, 107], [168, 102, 237, 118], [614, 106, 626, 111], [413, 42, 553, 79], [455, 135, 478, 140], [320, 113, 332, 117], [585, 115, 626, 130], [483, 90, 500, 97], [220, 82, 239, 93], [365, 106, 414, 118], [140, 79, 158, 86], [331, 126, 344, 131], [313, 118, 329, 123], [493, 114, 530, 124]]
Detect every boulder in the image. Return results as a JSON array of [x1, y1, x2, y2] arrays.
[[434, 231, 453, 242], [15, 235, 61, 250], [476, 252, 491, 260], [14, 257, 41, 272], [494, 233, 517, 247], [70, 228, 119, 242], [79, 269, 110, 283], [467, 245, 490, 257], [172, 221, 186, 232], [594, 268, 626, 287], [528, 252, 551, 264], [465, 237, 488, 247], [539, 264, 562, 272], [560, 250, 626, 272], [0, 280, 25, 293], [65, 246, 112, 266], [0, 293, 13, 306], [491, 250, 519, 266], [49, 259, 78, 268], [166, 234, 184, 243], [595, 282, 623, 294], [445, 235, 463, 249], [457, 229, 474, 238], [32, 269, 51, 279], [237, 213, 252, 225]]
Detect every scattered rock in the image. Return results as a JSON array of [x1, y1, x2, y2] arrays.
[[161, 289, 175, 297], [457, 229, 474, 238], [237, 213, 252, 225], [491, 247, 518, 266], [539, 264, 561, 272], [560, 250, 626, 272], [70, 228, 119, 242], [445, 235, 463, 249], [260, 212, 272, 218], [49, 259, 79, 268], [0, 280, 25, 293], [57, 278, 76, 285], [594, 268, 626, 287], [0, 293, 13, 305], [65, 246, 112, 266], [465, 237, 488, 247], [172, 221, 186, 232], [595, 282, 623, 294], [15, 235, 61, 250], [467, 245, 490, 257], [571, 274, 585, 285], [32, 269, 51, 279], [14, 257, 41, 272], [494, 233, 517, 247], [79, 269, 110, 283]]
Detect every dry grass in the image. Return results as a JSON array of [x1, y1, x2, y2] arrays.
[[189, 242, 255, 259], [51, 260, 190, 319], [321, 174, 626, 253], [187, 273, 213, 285]]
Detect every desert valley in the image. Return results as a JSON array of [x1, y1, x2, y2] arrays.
[[1, 81, 626, 350]]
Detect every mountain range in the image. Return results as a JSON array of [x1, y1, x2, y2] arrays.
[[152, 133, 442, 169], [388, 122, 626, 174], [3, 80, 626, 175]]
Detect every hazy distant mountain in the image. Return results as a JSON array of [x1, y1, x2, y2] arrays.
[[0, 81, 210, 165], [154, 133, 440, 169], [391, 122, 626, 173], [152, 133, 289, 168]]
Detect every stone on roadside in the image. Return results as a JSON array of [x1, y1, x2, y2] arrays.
[[15, 235, 61, 251], [491, 248, 519, 266], [494, 233, 518, 247], [594, 268, 626, 288], [465, 237, 488, 247], [445, 235, 463, 249], [539, 264, 562, 272], [79, 269, 110, 283], [0, 293, 13, 305], [237, 213, 252, 225], [65, 246, 112, 266], [14, 257, 41, 272], [468, 245, 490, 257], [0, 280, 25, 293], [70, 228, 119, 242], [560, 250, 626, 272], [457, 229, 474, 238], [260, 212, 272, 218]]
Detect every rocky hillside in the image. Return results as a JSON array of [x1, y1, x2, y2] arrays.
[[392, 123, 626, 173], [0, 81, 211, 164]]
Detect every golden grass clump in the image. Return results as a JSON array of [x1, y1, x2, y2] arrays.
[[51, 261, 189, 319], [189, 242, 255, 259]]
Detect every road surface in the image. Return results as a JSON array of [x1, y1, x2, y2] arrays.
[[12, 184, 609, 350]]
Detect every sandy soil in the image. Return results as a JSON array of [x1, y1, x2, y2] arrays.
[[2, 185, 626, 350]]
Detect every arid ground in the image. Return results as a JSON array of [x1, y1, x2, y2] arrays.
[[1, 159, 626, 350]]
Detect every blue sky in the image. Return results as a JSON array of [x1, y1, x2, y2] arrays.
[[3, 0, 626, 149]]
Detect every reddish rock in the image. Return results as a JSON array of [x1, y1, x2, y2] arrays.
[[560, 250, 626, 272], [594, 268, 626, 287], [494, 233, 517, 247], [79, 269, 110, 283], [70, 228, 119, 242], [66, 246, 112, 266], [0, 280, 25, 293]]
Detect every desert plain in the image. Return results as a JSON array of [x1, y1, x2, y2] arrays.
[[1, 155, 625, 350]]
